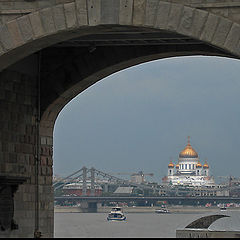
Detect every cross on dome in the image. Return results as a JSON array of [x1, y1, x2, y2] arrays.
[[179, 136, 198, 158]]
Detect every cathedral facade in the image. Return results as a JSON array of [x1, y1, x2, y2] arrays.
[[162, 137, 215, 186]]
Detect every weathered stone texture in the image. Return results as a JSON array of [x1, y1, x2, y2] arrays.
[[119, 0, 133, 25], [39, 7, 56, 34], [190, 9, 208, 38], [0, 70, 36, 237], [87, 0, 101, 26], [212, 17, 232, 46], [144, 0, 159, 26], [133, 0, 146, 26], [178, 6, 195, 36], [75, 0, 88, 25], [200, 13, 219, 42], [224, 23, 240, 54], [0, 67, 53, 237], [167, 3, 184, 31], [28, 12, 44, 38], [154, 1, 171, 29], [100, 0, 120, 24], [53, 4, 67, 31], [64, 2, 78, 28], [0, 24, 14, 51], [17, 15, 34, 42], [0, 0, 240, 25]]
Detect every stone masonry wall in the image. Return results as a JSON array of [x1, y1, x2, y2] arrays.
[[0, 0, 240, 25], [0, 67, 53, 238]]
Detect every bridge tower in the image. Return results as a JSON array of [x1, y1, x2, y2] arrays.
[[82, 166, 88, 196], [90, 168, 96, 197]]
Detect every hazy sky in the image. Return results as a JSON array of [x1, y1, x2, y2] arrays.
[[53, 55, 240, 183]]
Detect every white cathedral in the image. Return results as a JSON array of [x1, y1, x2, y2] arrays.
[[162, 137, 215, 187]]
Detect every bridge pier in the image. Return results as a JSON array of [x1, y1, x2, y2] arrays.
[[0, 58, 54, 238], [78, 202, 100, 213]]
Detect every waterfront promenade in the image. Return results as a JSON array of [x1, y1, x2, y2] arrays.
[[54, 205, 237, 214]]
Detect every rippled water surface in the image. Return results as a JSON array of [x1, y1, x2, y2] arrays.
[[54, 211, 207, 238]]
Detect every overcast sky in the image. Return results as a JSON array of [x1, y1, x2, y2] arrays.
[[53, 55, 240, 183]]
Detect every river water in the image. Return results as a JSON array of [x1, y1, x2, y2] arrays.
[[54, 211, 208, 238]]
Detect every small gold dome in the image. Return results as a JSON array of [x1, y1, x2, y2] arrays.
[[196, 161, 202, 168], [168, 161, 174, 168], [176, 163, 180, 169], [203, 161, 209, 168], [179, 137, 198, 158]]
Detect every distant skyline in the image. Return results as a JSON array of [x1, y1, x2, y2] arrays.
[[53, 55, 240, 183]]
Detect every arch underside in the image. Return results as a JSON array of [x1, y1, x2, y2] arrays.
[[38, 25, 237, 124], [0, 0, 238, 126]]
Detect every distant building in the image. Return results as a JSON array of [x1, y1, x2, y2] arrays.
[[162, 137, 215, 187], [229, 177, 240, 197], [114, 187, 134, 195], [130, 173, 145, 184], [62, 181, 102, 196]]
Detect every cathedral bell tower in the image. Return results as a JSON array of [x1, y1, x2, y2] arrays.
[[203, 161, 209, 176], [168, 161, 174, 176]]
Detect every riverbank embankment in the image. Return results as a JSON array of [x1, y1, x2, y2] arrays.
[[54, 205, 237, 214]]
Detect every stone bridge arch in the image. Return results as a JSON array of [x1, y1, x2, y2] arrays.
[[0, 1, 239, 121], [0, 0, 240, 238]]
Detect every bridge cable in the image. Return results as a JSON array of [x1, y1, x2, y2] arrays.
[[53, 167, 85, 187]]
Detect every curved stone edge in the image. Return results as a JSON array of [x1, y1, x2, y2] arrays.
[[153, 1, 240, 58], [185, 214, 229, 229], [0, 1, 88, 57], [0, 0, 239, 69]]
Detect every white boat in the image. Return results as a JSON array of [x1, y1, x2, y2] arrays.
[[220, 206, 227, 211], [219, 204, 227, 211], [155, 207, 170, 214], [107, 207, 126, 221]]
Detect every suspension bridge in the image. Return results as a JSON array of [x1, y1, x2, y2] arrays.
[[53, 166, 157, 195]]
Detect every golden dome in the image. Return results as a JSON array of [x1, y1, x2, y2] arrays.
[[176, 163, 180, 168], [179, 136, 198, 158], [168, 161, 174, 168], [203, 161, 209, 168], [196, 161, 202, 168]]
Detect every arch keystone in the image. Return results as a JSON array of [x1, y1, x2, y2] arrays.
[[17, 15, 35, 42], [0, 24, 15, 51], [177, 6, 195, 37], [119, 0, 133, 25], [224, 23, 240, 54], [133, 0, 146, 26], [39, 7, 56, 35], [167, 3, 184, 32], [154, 1, 171, 29], [52, 4, 67, 31], [75, 0, 88, 26], [190, 9, 208, 39], [100, 0, 120, 25], [144, 0, 159, 27], [87, 0, 101, 26], [6, 20, 24, 48], [64, 2, 78, 29], [212, 17, 232, 48], [200, 13, 219, 43], [28, 11, 45, 38]]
